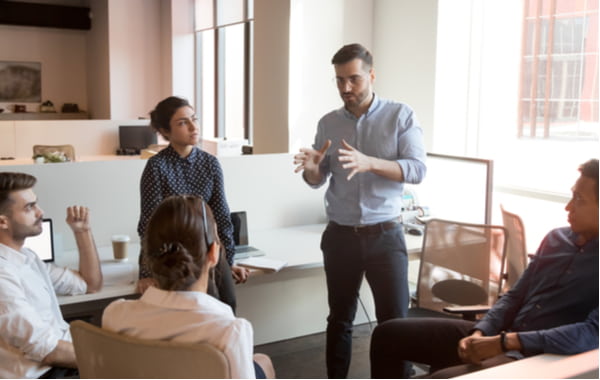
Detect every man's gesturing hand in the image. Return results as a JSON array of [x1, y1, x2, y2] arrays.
[[338, 139, 372, 180], [294, 140, 332, 174], [66, 206, 91, 233]]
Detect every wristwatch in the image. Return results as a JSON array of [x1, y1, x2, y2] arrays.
[[500, 331, 509, 352]]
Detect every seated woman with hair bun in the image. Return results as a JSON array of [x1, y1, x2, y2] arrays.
[[102, 195, 274, 379]]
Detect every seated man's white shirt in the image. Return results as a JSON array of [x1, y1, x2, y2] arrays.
[[0, 243, 87, 378], [103, 286, 255, 379]]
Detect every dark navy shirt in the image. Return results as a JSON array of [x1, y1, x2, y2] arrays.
[[137, 145, 235, 278], [475, 227, 599, 356]]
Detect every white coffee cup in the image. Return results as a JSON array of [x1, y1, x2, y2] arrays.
[[111, 234, 130, 261]]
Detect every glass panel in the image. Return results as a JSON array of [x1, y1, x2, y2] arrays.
[[524, 20, 536, 56], [553, 17, 585, 54], [222, 23, 246, 140], [198, 30, 216, 139], [195, 0, 214, 31], [521, 59, 534, 98], [217, 0, 245, 26], [247, 0, 254, 19], [539, 19, 549, 54]]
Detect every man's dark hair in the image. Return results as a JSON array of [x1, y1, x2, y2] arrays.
[[331, 43, 373, 70], [580, 159, 599, 201], [0, 172, 37, 215]]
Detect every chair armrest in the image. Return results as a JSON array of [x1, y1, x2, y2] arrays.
[[443, 305, 491, 321]]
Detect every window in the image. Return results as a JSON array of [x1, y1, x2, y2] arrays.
[[434, 0, 598, 246], [195, 0, 253, 141], [434, 0, 598, 194], [518, 0, 598, 138]]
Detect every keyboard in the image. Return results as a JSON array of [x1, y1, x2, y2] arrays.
[[236, 245, 259, 254], [234, 246, 265, 260]]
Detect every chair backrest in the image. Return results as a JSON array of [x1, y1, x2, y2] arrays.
[[70, 320, 231, 379], [500, 205, 529, 293], [33, 144, 76, 162], [416, 219, 507, 314]]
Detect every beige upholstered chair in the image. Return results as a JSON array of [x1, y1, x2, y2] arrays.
[[70, 320, 231, 379], [32, 144, 76, 162]]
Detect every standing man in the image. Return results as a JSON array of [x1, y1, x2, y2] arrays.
[[294, 43, 426, 378], [0, 172, 102, 378]]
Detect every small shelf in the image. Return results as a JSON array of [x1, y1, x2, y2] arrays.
[[0, 112, 89, 120]]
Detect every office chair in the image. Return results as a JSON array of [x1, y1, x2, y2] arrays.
[[499, 204, 529, 293], [70, 320, 230, 379], [32, 144, 76, 162], [410, 219, 507, 321]]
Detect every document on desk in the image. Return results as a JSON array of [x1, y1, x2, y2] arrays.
[[236, 257, 287, 273]]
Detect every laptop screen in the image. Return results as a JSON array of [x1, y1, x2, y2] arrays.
[[24, 219, 54, 262], [230, 211, 249, 246]]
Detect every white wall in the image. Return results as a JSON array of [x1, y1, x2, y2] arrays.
[[0, 153, 325, 251], [372, 0, 438, 152], [288, 0, 374, 153], [287, 0, 438, 153], [0, 24, 88, 113]]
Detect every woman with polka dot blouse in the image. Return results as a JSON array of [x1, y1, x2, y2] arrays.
[[136, 96, 249, 312]]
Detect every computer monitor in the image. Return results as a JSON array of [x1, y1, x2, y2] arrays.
[[407, 153, 493, 225], [230, 211, 249, 246], [118, 125, 157, 154], [24, 218, 54, 262]]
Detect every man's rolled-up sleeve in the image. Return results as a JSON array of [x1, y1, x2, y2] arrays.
[[396, 107, 426, 184], [47, 263, 87, 296]]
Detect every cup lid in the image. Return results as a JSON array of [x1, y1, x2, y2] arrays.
[[111, 234, 130, 242]]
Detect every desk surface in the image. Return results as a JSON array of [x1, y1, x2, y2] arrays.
[[457, 349, 599, 378], [0, 155, 141, 166], [58, 223, 423, 305]]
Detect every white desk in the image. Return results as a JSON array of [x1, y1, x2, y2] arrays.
[[57, 223, 424, 343], [251, 223, 424, 270], [58, 223, 423, 305], [456, 349, 599, 379]]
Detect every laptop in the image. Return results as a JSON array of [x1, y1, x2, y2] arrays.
[[24, 218, 55, 262], [231, 211, 265, 260]]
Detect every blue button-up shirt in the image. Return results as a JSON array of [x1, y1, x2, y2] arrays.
[[310, 94, 426, 226], [475, 227, 599, 356]]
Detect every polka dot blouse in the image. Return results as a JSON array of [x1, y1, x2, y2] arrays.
[[137, 145, 234, 278]]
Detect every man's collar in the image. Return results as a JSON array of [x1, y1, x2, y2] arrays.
[[0, 243, 28, 265]]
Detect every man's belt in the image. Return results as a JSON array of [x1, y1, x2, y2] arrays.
[[328, 217, 402, 235]]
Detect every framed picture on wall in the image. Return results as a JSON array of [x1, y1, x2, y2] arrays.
[[0, 61, 42, 102]]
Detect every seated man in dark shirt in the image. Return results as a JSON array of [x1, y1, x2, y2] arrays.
[[370, 159, 599, 378]]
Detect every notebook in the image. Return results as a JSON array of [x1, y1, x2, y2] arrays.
[[24, 218, 55, 262], [230, 211, 265, 260]]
